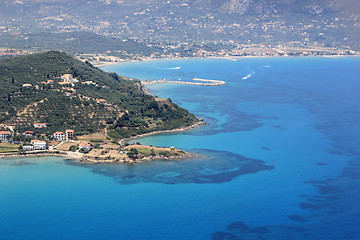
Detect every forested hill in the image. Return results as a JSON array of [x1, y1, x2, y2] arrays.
[[0, 51, 198, 138]]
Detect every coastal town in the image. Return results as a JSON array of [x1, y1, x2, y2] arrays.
[[0, 68, 203, 164], [0, 123, 193, 163], [0, 71, 195, 163], [2, 41, 358, 66], [78, 44, 359, 65], [0, 50, 202, 165], [1, 0, 360, 65]]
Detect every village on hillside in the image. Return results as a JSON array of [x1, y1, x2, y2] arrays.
[[0, 73, 107, 153], [21, 73, 109, 104], [0, 70, 193, 165]]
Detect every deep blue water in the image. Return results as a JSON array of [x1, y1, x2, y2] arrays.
[[1, 57, 360, 239]]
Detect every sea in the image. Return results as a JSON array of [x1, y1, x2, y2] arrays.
[[1, 56, 360, 239]]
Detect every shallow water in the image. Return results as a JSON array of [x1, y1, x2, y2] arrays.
[[1, 57, 359, 239]]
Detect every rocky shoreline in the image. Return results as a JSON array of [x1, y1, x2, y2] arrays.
[[79, 152, 198, 164], [0, 148, 198, 164]]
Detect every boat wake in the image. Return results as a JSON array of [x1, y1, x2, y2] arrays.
[[156, 66, 181, 70], [242, 71, 255, 80]]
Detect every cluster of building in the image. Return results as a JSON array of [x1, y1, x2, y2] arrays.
[[1, 127, 77, 152], [20, 74, 112, 107], [52, 129, 75, 141], [58, 74, 79, 85], [23, 140, 47, 151], [0, 129, 47, 151], [22, 74, 78, 89]]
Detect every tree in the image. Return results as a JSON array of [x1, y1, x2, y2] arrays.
[[127, 148, 138, 159], [69, 145, 77, 152], [12, 135, 21, 141], [150, 148, 155, 157], [109, 72, 119, 81], [79, 148, 89, 153]]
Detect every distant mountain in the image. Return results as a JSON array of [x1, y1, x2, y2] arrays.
[[0, 0, 359, 50], [5, 0, 357, 17], [0, 51, 198, 138], [188, 0, 360, 16]]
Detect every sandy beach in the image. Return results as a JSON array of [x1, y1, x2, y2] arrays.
[[94, 54, 360, 68], [119, 120, 206, 146]]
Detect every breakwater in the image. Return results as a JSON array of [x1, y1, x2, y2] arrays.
[[142, 77, 226, 86]]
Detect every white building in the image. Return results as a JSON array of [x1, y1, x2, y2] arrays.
[[52, 131, 65, 141], [61, 74, 78, 83], [65, 129, 75, 140], [79, 142, 92, 152], [31, 140, 47, 150], [0, 131, 12, 141], [34, 123, 47, 128], [23, 145, 34, 151], [61, 74, 74, 82]]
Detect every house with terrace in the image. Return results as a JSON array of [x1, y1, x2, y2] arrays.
[[34, 123, 47, 128], [52, 131, 65, 141], [65, 129, 75, 140], [30, 140, 47, 150], [0, 131, 12, 141]]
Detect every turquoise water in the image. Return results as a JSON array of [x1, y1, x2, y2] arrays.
[[1, 57, 360, 239]]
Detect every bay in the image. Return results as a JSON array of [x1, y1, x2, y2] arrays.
[[1, 56, 359, 239]]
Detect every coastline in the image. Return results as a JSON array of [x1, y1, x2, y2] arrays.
[[0, 150, 83, 160], [94, 54, 360, 68], [0, 121, 205, 163], [80, 151, 199, 164], [119, 120, 206, 146], [8, 54, 351, 163]]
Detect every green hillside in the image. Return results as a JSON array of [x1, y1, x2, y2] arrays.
[[0, 51, 198, 138], [0, 32, 159, 56]]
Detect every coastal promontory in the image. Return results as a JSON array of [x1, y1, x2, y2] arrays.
[[0, 51, 199, 159]]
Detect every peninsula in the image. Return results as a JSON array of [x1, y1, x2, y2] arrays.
[[0, 51, 201, 163]]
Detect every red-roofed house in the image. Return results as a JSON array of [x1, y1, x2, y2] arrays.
[[65, 129, 75, 140], [52, 131, 65, 141], [79, 142, 92, 152], [0, 131, 12, 141], [96, 99, 107, 104], [23, 131, 34, 137], [34, 123, 47, 128]]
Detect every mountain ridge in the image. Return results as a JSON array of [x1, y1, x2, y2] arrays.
[[1, 0, 359, 51]]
